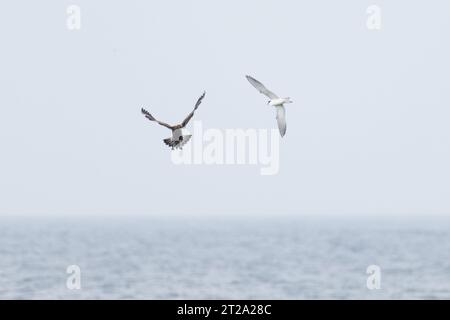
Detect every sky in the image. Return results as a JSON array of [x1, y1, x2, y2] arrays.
[[0, 1, 449, 216]]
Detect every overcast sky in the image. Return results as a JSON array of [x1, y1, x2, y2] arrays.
[[0, 1, 449, 216]]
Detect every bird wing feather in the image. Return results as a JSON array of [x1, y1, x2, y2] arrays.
[[141, 108, 174, 130], [181, 91, 206, 127], [276, 105, 287, 137], [246, 75, 279, 99]]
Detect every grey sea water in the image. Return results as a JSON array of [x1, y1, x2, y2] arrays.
[[0, 215, 449, 299]]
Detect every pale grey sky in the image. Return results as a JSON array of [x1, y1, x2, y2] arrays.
[[0, 1, 449, 215]]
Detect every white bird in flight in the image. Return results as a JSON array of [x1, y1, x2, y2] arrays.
[[141, 91, 206, 149], [246, 75, 292, 137]]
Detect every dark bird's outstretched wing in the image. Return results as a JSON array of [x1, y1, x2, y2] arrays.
[[181, 91, 206, 127], [141, 108, 174, 130]]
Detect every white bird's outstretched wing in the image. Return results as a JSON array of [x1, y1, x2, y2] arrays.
[[246, 75, 279, 99], [276, 106, 287, 137], [181, 91, 206, 127]]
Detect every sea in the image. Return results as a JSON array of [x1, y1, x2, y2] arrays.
[[0, 215, 449, 299]]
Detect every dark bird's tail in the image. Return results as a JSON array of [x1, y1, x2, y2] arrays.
[[163, 138, 179, 149]]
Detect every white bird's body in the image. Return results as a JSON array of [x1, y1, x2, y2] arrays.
[[245, 75, 292, 137], [269, 97, 292, 107]]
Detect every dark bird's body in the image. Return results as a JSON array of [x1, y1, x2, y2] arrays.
[[141, 92, 206, 149]]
